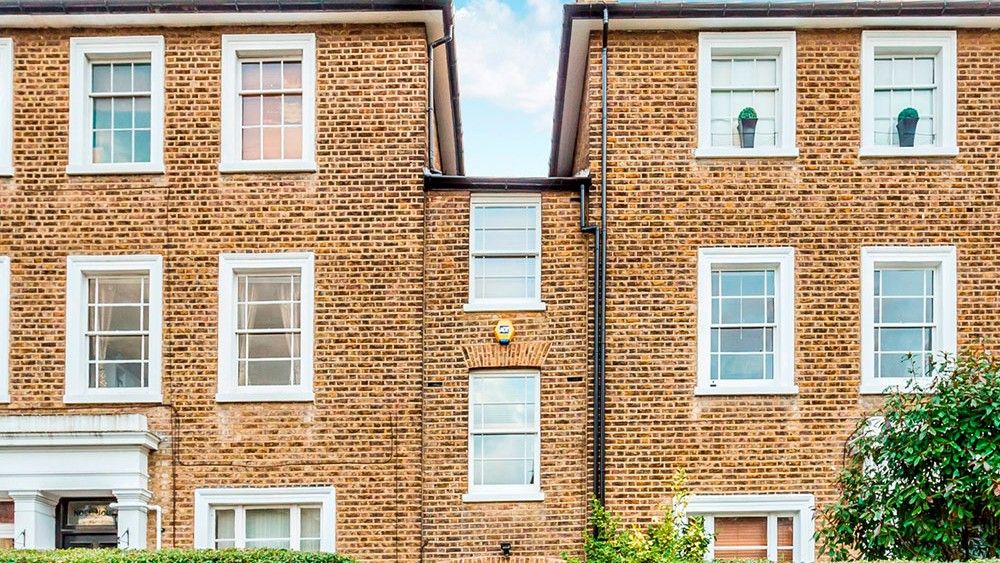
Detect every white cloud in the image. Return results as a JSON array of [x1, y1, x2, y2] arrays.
[[454, 0, 565, 115]]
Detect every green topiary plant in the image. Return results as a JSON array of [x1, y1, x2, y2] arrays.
[[738, 107, 758, 121], [898, 107, 919, 121]]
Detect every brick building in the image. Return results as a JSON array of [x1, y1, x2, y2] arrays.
[[3, 0, 1000, 561]]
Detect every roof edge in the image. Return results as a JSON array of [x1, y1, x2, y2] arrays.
[[424, 172, 590, 191]]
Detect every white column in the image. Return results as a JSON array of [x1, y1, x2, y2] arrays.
[[10, 491, 57, 550], [112, 489, 152, 550]]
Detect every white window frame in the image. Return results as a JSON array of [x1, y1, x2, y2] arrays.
[[220, 34, 317, 173], [67, 36, 165, 175], [696, 31, 798, 159], [464, 193, 545, 313], [860, 31, 958, 158], [64, 255, 163, 404], [463, 369, 544, 503], [0, 256, 9, 403], [686, 494, 815, 563], [696, 247, 797, 396], [860, 246, 957, 394], [194, 487, 335, 553], [0, 38, 13, 177], [217, 252, 315, 403]]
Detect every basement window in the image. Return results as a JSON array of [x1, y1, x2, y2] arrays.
[[67, 36, 165, 175], [686, 494, 815, 563], [194, 487, 335, 553], [696, 32, 798, 158], [220, 34, 317, 173], [0, 38, 11, 176], [860, 31, 957, 157], [464, 193, 546, 312], [696, 248, 797, 396]]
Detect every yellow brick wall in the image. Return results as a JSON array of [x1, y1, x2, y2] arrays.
[[0, 23, 428, 561], [574, 27, 1000, 554]]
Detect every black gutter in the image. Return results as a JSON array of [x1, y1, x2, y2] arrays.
[[423, 172, 589, 192], [427, 27, 453, 173], [549, 0, 1000, 175], [0, 0, 464, 175], [594, 6, 608, 507]]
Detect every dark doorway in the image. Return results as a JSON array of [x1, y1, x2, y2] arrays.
[[56, 498, 118, 549]]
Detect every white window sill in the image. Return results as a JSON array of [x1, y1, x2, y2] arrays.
[[695, 384, 799, 396], [694, 147, 799, 159], [64, 391, 163, 404], [66, 163, 165, 175], [859, 146, 959, 158], [463, 301, 547, 313], [219, 160, 318, 174], [860, 379, 932, 395], [216, 389, 315, 403], [462, 490, 545, 503]]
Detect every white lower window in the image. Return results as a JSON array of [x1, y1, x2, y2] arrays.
[[195, 487, 335, 553], [64, 256, 163, 403], [464, 370, 543, 502], [687, 494, 815, 563], [0, 256, 8, 403], [0, 38, 13, 176], [697, 248, 796, 395], [861, 246, 957, 393], [217, 253, 315, 402]]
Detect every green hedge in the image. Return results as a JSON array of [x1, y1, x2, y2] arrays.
[[0, 549, 354, 563]]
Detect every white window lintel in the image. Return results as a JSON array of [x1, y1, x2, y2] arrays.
[[696, 247, 797, 396], [860, 245, 957, 394], [216, 252, 315, 403], [696, 31, 797, 158], [64, 255, 163, 404], [859, 30, 958, 158], [219, 33, 317, 173], [67, 35, 166, 175]]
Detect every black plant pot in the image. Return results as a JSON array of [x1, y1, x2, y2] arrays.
[[737, 118, 758, 148], [896, 116, 919, 147]]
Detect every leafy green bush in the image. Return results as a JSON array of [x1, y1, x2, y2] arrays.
[[738, 107, 758, 120], [564, 471, 709, 563], [0, 549, 355, 563], [897, 107, 919, 121], [817, 346, 1000, 561]]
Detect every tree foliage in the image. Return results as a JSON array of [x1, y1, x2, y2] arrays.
[[565, 471, 709, 563], [817, 346, 1000, 561]]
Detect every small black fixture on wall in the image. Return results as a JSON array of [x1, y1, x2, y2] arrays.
[[500, 542, 512, 557]]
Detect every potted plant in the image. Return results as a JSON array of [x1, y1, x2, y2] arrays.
[[896, 107, 919, 147], [737, 107, 758, 148]]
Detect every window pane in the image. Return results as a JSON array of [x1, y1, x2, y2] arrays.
[[881, 269, 927, 296], [242, 96, 261, 126], [284, 61, 303, 89], [245, 508, 290, 549], [112, 63, 132, 93], [241, 333, 297, 359], [134, 130, 151, 163], [133, 63, 151, 92], [473, 376, 528, 404], [715, 327, 769, 353], [261, 62, 283, 90], [711, 59, 731, 87], [93, 98, 113, 129], [242, 62, 261, 91], [262, 127, 282, 159], [241, 359, 295, 386], [113, 130, 133, 163], [93, 131, 112, 163], [242, 275, 298, 302], [285, 127, 303, 160], [215, 509, 235, 545], [777, 517, 794, 548], [262, 95, 282, 125], [284, 95, 302, 125], [92, 63, 112, 93], [715, 516, 767, 548], [92, 362, 144, 388], [239, 302, 298, 331], [879, 297, 925, 323], [90, 305, 143, 332], [718, 354, 765, 380], [242, 128, 261, 160]]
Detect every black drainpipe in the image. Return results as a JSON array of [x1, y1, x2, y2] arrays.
[[596, 6, 610, 506], [427, 27, 453, 173]]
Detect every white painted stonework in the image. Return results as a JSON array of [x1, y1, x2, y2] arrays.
[[0, 414, 161, 550]]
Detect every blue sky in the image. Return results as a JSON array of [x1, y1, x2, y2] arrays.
[[453, 0, 572, 177]]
